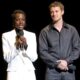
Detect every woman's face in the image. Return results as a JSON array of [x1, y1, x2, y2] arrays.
[[14, 13, 26, 30]]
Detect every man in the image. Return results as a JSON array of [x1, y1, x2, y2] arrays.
[[39, 1, 80, 80], [2, 10, 38, 80]]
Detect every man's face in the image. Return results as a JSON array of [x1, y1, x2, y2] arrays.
[[50, 6, 64, 23], [14, 13, 26, 30]]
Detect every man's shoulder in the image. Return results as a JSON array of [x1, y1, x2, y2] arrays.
[[65, 22, 76, 30], [65, 22, 78, 34], [40, 24, 50, 33]]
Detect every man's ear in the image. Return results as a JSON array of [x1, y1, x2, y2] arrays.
[[62, 10, 64, 15]]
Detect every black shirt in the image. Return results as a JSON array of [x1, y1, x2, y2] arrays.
[[39, 22, 80, 68]]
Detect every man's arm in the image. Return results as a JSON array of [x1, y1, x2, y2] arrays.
[[39, 30, 59, 68], [65, 28, 80, 64]]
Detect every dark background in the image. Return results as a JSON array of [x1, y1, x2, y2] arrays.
[[0, 0, 80, 80]]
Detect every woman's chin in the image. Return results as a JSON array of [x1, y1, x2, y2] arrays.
[[17, 26, 24, 30]]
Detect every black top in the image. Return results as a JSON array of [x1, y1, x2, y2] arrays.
[[39, 22, 80, 69]]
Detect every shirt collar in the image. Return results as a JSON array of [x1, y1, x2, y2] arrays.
[[49, 21, 69, 30]]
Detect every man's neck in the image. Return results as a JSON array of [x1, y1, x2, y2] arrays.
[[53, 18, 63, 32]]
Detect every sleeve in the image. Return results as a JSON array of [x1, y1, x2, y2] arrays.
[[2, 33, 19, 63], [39, 30, 59, 68], [66, 28, 80, 64], [23, 33, 38, 62]]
